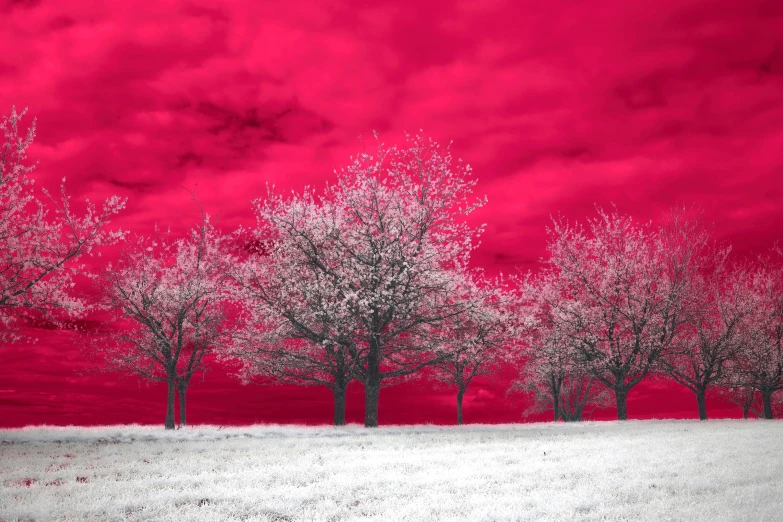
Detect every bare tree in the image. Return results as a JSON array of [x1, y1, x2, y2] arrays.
[[0, 106, 125, 343], [92, 197, 236, 429], [236, 133, 487, 427]]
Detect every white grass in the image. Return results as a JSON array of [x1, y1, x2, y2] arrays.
[[1, 420, 782, 521]]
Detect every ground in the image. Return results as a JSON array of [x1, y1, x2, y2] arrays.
[[1, 420, 782, 521]]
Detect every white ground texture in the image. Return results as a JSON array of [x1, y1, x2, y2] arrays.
[[1, 420, 781, 521]]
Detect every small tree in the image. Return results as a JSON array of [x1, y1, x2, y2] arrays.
[[429, 276, 518, 425], [732, 255, 783, 419], [0, 106, 125, 343], [510, 275, 610, 422], [715, 378, 763, 419], [94, 199, 235, 429], [659, 257, 756, 420]]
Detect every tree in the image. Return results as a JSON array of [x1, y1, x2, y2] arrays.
[[0, 106, 126, 343], [93, 199, 235, 429], [653, 211, 756, 420], [238, 132, 487, 427], [227, 190, 364, 426], [715, 377, 763, 419], [659, 262, 755, 420], [509, 275, 610, 422], [228, 228, 361, 425], [428, 276, 518, 425], [732, 255, 783, 419], [541, 208, 694, 420]]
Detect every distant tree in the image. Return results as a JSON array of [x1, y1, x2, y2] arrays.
[[509, 275, 610, 422], [656, 213, 755, 420], [660, 264, 756, 420], [93, 198, 236, 429], [429, 276, 519, 425], [715, 379, 763, 419], [541, 208, 697, 420], [234, 132, 487, 427], [731, 254, 783, 419], [0, 106, 126, 343]]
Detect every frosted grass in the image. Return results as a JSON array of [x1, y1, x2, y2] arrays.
[[1, 420, 782, 521]]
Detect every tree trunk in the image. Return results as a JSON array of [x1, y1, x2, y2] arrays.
[[761, 389, 774, 419], [333, 383, 347, 426], [165, 379, 176, 430], [178, 385, 187, 427], [364, 341, 381, 428], [696, 387, 708, 421], [615, 388, 628, 421], [742, 404, 749, 419], [364, 377, 381, 428], [457, 389, 465, 425], [551, 375, 561, 422]]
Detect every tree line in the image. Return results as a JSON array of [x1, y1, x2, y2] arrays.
[[2, 107, 781, 429]]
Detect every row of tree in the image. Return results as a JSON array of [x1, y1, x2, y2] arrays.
[[2, 107, 781, 429], [512, 210, 783, 422]]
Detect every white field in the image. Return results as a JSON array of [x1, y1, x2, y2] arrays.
[[1, 421, 782, 522]]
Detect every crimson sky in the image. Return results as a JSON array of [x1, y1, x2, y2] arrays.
[[1, 0, 782, 427]]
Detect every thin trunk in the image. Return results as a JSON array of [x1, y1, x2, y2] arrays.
[[178, 385, 187, 427], [165, 379, 176, 430], [761, 389, 774, 419], [741, 390, 752, 419], [333, 382, 347, 426], [457, 388, 465, 425], [615, 388, 628, 421], [696, 387, 708, 421]]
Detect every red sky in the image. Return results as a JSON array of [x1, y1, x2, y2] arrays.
[[1, 0, 782, 427]]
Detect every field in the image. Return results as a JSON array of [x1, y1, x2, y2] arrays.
[[1, 420, 782, 521]]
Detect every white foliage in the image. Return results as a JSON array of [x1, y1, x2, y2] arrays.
[[0, 106, 126, 343]]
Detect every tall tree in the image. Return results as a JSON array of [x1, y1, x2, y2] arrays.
[[541, 208, 695, 420], [238, 132, 487, 427], [0, 106, 126, 343], [93, 199, 235, 429]]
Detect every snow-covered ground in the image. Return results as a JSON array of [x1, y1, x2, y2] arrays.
[[1, 420, 781, 521]]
